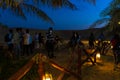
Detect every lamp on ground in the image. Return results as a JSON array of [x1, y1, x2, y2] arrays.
[[96, 53, 100, 60], [96, 40, 98, 44], [43, 73, 53, 80], [108, 41, 110, 43], [111, 46, 113, 49], [118, 21, 120, 24]]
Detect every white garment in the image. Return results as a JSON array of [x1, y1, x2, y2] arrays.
[[23, 33, 30, 45]]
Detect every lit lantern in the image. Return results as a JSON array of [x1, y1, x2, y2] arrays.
[[118, 21, 120, 24], [96, 40, 98, 44], [96, 53, 100, 59], [43, 73, 53, 80], [111, 46, 113, 49], [108, 41, 110, 43]]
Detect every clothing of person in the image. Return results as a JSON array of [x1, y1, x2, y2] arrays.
[[34, 33, 39, 49], [88, 33, 95, 48], [23, 32, 31, 56], [45, 30, 55, 58], [6, 32, 14, 53], [111, 34, 120, 69], [13, 31, 21, 58]]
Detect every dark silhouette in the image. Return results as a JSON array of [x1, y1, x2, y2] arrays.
[[5, 29, 14, 53], [88, 32, 95, 49], [38, 32, 44, 48], [45, 27, 55, 58], [111, 33, 120, 70], [23, 29, 31, 56]]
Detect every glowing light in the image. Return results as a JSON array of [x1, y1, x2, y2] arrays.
[[96, 53, 100, 59], [111, 46, 113, 49], [118, 21, 120, 24], [108, 41, 110, 43], [43, 73, 53, 80], [96, 40, 98, 44]]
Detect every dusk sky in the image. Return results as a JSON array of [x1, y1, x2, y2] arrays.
[[0, 0, 112, 30]]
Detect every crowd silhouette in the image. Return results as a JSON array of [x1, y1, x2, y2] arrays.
[[3, 28, 120, 70]]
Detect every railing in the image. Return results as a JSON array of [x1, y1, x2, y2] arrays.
[[7, 40, 112, 80], [8, 52, 82, 80], [8, 54, 38, 80]]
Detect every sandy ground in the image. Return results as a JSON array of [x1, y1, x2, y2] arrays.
[[44, 47, 120, 80]]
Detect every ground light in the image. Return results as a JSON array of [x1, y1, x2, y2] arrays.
[[118, 21, 120, 24], [96, 53, 101, 60], [95, 40, 98, 44], [43, 73, 53, 80], [111, 46, 113, 49]]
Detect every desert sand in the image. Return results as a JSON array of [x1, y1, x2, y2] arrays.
[[0, 26, 120, 80]]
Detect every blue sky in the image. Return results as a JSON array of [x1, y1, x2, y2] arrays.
[[0, 0, 112, 30]]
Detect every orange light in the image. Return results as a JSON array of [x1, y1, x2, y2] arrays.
[[96, 53, 100, 59], [108, 41, 110, 43], [43, 73, 53, 80], [111, 46, 113, 49], [96, 40, 98, 44], [118, 21, 120, 24]]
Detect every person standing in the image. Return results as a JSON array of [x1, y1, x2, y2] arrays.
[[34, 32, 39, 49], [111, 33, 120, 70], [5, 29, 14, 54], [38, 32, 44, 48], [23, 29, 31, 56], [45, 27, 55, 58], [88, 32, 95, 49], [13, 28, 21, 59], [69, 32, 80, 51]]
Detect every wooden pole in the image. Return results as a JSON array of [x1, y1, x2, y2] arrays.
[[78, 46, 82, 80], [38, 54, 44, 80]]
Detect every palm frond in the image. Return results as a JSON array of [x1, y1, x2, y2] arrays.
[[64, 0, 77, 10], [84, 0, 96, 5], [89, 18, 110, 29], [100, 0, 120, 17], [32, 0, 77, 9], [10, 4, 26, 19], [22, 3, 54, 25]]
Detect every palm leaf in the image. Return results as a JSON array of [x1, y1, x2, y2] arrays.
[[22, 3, 54, 25], [84, 0, 96, 5], [38, 0, 77, 9], [89, 18, 110, 29], [0, 0, 96, 26], [10, 4, 26, 19]]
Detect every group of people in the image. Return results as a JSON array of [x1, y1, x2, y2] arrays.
[[4, 28, 34, 59], [4, 27, 61, 59], [88, 32, 105, 49], [88, 32, 120, 70], [4, 28, 120, 69]]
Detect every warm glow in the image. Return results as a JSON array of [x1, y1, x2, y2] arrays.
[[118, 21, 120, 24], [43, 73, 52, 80], [111, 46, 113, 49], [96, 40, 98, 44], [108, 41, 110, 43], [96, 53, 100, 59]]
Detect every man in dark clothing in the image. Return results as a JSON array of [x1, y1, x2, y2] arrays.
[[5, 29, 14, 53], [111, 33, 120, 70], [38, 32, 44, 48], [88, 32, 95, 49], [45, 27, 55, 58]]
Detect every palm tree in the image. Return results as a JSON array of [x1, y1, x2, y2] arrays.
[[89, 18, 110, 29], [0, 0, 96, 25], [100, 0, 120, 32]]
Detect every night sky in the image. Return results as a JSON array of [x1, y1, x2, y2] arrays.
[[0, 0, 112, 30]]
